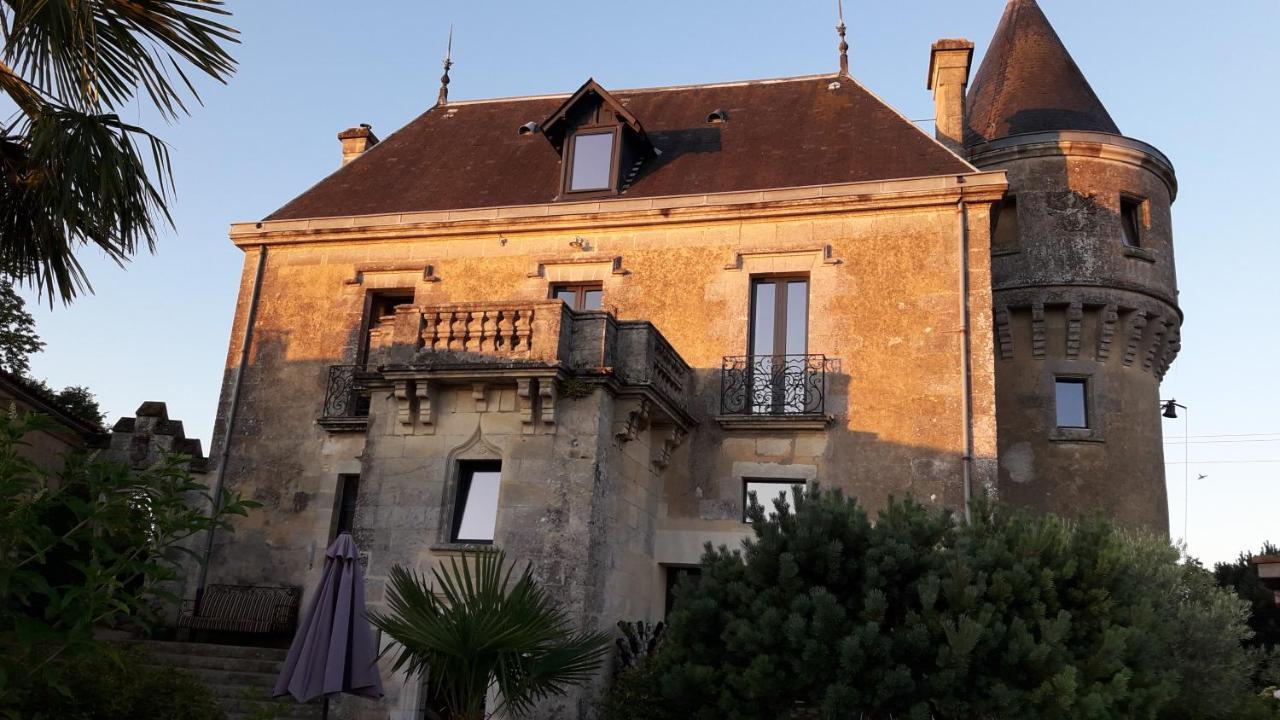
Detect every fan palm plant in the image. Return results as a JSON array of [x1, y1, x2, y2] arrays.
[[1, 0, 238, 303], [370, 549, 612, 720]]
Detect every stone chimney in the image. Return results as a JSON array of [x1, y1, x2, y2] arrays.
[[337, 124, 379, 166], [927, 39, 975, 155]]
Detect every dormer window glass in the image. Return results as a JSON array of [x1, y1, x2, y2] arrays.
[[568, 131, 616, 192]]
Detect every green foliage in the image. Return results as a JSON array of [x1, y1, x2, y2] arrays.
[[614, 486, 1258, 720], [1216, 543, 1280, 690], [0, 280, 42, 376], [370, 548, 612, 720], [8, 643, 225, 720], [0, 0, 238, 302], [0, 412, 258, 710]]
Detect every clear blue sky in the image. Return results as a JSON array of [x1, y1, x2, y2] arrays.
[[18, 1, 1279, 565]]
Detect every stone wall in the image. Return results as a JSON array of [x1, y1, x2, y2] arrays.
[[209, 175, 1005, 718], [971, 131, 1179, 532]]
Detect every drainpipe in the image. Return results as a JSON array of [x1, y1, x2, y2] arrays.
[[957, 197, 974, 524], [197, 244, 268, 596]]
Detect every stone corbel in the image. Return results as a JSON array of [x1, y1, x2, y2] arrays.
[[652, 427, 688, 470], [614, 397, 651, 443], [394, 380, 414, 426], [472, 382, 489, 413], [538, 380, 556, 428], [416, 381, 435, 433], [517, 378, 535, 433]]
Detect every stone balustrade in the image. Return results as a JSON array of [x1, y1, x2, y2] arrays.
[[346, 300, 692, 421]]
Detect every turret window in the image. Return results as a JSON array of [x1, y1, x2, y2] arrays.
[[1120, 196, 1144, 248], [991, 196, 1020, 254], [1054, 377, 1089, 429], [567, 130, 617, 192]]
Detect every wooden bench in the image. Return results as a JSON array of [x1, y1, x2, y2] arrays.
[[178, 584, 300, 634]]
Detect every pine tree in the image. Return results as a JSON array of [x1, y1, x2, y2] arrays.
[[623, 486, 1258, 720]]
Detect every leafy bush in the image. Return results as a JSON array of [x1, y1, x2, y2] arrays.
[[8, 644, 225, 720], [608, 485, 1260, 720], [0, 412, 258, 707]]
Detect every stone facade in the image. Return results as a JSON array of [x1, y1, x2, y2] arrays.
[[206, 175, 1004, 717], [199, 3, 1180, 716]]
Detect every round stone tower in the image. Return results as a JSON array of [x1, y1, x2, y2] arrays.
[[966, 0, 1180, 533]]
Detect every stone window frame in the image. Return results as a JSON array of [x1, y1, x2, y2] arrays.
[[1120, 193, 1156, 262], [991, 193, 1021, 257], [433, 428, 506, 550], [449, 459, 503, 544], [330, 473, 361, 540], [1044, 359, 1106, 444], [742, 477, 807, 523], [730, 461, 817, 523]]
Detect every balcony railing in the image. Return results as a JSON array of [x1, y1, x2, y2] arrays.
[[322, 365, 370, 419], [720, 354, 826, 417]]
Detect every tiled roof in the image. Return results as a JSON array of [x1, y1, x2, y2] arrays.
[[966, 0, 1119, 146], [265, 74, 974, 221]]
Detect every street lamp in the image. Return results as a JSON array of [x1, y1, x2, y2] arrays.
[[1160, 399, 1189, 544]]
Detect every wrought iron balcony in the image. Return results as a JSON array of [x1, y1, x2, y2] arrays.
[[720, 354, 827, 417], [321, 365, 371, 423]]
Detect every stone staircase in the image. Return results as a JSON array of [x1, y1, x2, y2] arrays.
[[136, 640, 322, 720]]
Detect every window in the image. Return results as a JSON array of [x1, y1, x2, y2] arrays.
[[1120, 197, 1143, 247], [567, 131, 615, 192], [333, 474, 360, 537], [451, 461, 502, 543], [664, 566, 701, 617], [751, 277, 808, 357], [992, 196, 1019, 252], [743, 478, 806, 522], [749, 276, 810, 414], [1054, 378, 1089, 429], [550, 282, 603, 311], [361, 289, 414, 361]]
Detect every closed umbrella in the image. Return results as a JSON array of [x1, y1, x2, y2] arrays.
[[273, 532, 383, 718]]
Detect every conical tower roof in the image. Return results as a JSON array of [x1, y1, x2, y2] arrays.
[[966, 0, 1119, 146]]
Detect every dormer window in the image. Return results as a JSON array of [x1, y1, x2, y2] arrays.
[[567, 130, 617, 192], [537, 79, 655, 200]]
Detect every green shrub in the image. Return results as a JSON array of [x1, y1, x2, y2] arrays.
[[605, 486, 1261, 720], [8, 644, 225, 720]]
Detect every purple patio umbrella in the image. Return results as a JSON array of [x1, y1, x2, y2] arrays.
[[273, 532, 383, 718]]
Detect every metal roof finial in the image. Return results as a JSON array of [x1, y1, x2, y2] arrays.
[[836, 0, 850, 76], [437, 25, 453, 106]]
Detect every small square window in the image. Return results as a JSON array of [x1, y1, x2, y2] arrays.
[[743, 479, 805, 523], [451, 461, 502, 543], [568, 131, 615, 191], [550, 282, 603, 311], [1121, 197, 1143, 248], [1054, 378, 1089, 429]]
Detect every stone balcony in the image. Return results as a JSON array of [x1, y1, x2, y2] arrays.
[[319, 300, 693, 433]]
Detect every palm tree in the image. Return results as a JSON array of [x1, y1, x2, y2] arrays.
[[0, 0, 238, 303], [370, 549, 612, 720]]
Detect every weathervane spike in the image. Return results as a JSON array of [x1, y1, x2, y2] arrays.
[[437, 25, 453, 106], [836, 0, 849, 76]]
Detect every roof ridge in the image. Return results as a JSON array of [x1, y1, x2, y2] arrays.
[[445, 72, 839, 106]]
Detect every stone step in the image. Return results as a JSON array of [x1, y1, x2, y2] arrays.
[[145, 665, 282, 690], [219, 694, 322, 720], [134, 639, 290, 661], [142, 650, 284, 675]]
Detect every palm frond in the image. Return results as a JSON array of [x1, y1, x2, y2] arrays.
[[369, 549, 611, 719], [1, 0, 238, 118], [0, 107, 170, 303]]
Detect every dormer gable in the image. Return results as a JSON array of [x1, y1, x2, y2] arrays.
[[538, 79, 655, 198]]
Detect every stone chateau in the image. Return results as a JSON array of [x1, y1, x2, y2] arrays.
[[199, 1, 1181, 716]]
